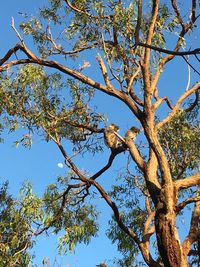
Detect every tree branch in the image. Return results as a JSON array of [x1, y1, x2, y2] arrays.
[[134, 0, 143, 44], [156, 83, 200, 129], [96, 53, 115, 90], [142, 0, 159, 93], [125, 139, 146, 172], [182, 186, 200, 257], [46, 110, 104, 134], [143, 195, 155, 242], [150, 0, 199, 92], [138, 42, 200, 56], [0, 43, 144, 119], [171, 0, 185, 29], [64, 0, 92, 17], [89, 178, 161, 267], [64, 0, 112, 19], [174, 171, 200, 191], [176, 196, 200, 213], [0, 43, 21, 66], [153, 96, 173, 110], [182, 55, 200, 76], [184, 90, 199, 112], [90, 151, 123, 180], [0, 44, 120, 97]]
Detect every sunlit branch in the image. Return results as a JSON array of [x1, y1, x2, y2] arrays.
[[0, 43, 144, 119], [127, 64, 141, 93], [12, 242, 28, 258], [174, 171, 200, 191], [0, 42, 144, 120], [125, 139, 146, 172], [64, 0, 92, 17], [96, 53, 116, 91], [143, 196, 155, 242], [143, 0, 159, 93], [145, 149, 161, 192], [153, 96, 173, 110], [156, 83, 200, 129]]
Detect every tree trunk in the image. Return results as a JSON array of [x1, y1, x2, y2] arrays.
[[155, 206, 188, 267]]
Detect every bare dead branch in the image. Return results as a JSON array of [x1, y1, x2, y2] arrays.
[[11, 17, 24, 44], [185, 56, 191, 91]]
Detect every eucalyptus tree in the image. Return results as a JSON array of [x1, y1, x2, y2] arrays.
[[0, 1, 200, 267], [0, 182, 34, 267]]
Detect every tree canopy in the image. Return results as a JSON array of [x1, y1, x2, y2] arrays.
[[0, 1, 200, 266]]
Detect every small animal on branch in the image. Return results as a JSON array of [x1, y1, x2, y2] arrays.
[[125, 126, 140, 141], [104, 123, 124, 152]]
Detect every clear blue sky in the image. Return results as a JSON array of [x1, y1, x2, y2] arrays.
[[0, 1, 199, 267]]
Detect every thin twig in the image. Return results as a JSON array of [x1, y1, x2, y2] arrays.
[[11, 17, 24, 44]]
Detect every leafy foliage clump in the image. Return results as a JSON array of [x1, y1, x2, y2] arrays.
[[0, 182, 33, 266]]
